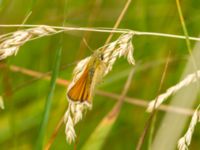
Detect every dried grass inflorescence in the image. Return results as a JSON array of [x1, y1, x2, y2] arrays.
[[64, 32, 135, 143], [147, 70, 200, 112], [0, 26, 56, 60], [0, 96, 4, 109], [178, 105, 200, 150]]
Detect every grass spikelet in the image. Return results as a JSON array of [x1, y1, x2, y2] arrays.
[[64, 102, 90, 143], [177, 105, 200, 150], [101, 32, 135, 75], [0, 26, 57, 60], [147, 70, 200, 112]]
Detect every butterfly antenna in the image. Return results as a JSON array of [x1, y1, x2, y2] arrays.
[[83, 38, 94, 53]]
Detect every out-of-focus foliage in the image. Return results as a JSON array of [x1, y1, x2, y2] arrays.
[[0, 0, 200, 150]]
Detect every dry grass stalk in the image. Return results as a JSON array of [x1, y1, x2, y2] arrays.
[[147, 70, 200, 112], [64, 32, 135, 143], [0, 26, 57, 60], [177, 104, 200, 150], [0, 96, 4, 109], [2, 24, 200, 42], [4, 64, 197, 116], [2, 20, 200, 39]]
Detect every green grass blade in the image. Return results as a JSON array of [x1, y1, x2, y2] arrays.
[[35, 45, 63, 150]]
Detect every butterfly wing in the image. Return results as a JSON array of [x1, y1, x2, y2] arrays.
[[67, 66, 92, 103]]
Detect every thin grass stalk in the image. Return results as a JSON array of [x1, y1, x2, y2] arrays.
[[148, 114, 157, 150], [45, 115, 65, 150], [175, 0, 193, 57], [136, 53, 170, 150], [1, 24, 200, 42], [104, 0, 132, 45], [3, 63, 197, 116], [175, 0, 199, 83], [148, 52, 171, 150]]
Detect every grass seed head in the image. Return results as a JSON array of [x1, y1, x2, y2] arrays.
[[0, 26, 56, 60], [177, 105, 200, 150]]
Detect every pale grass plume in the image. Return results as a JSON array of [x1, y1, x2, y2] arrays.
[[64, 32, 135, 143], [102, 32, 135, 75], [64, 102, 91, 143], [177, 105, 200, 150], [147, 70, 200, 112], [0, 26, 56, 60], [0, 96, 4, 109], [64, 104, 76, 143]]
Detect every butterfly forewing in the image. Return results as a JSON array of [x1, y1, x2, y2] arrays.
[[67, 66, 92, 103]]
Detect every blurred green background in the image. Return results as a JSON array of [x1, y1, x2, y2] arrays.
[[0, 0, 200, 149]]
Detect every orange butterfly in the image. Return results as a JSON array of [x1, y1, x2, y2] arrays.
[[67, 51, 105, 104]]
